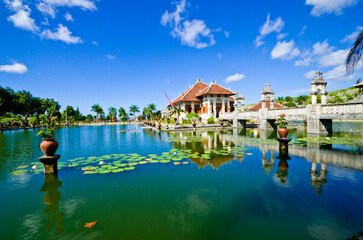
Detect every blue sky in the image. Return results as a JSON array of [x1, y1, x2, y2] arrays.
[[0, 0, 362, 115]]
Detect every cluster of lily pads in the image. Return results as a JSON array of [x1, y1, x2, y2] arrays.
[[10, 146, 249, 176], [165, 136, 207, 143], [290, 137, 363, 145]]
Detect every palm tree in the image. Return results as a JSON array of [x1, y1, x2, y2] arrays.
[[129, 105, 140, 120], [108, 106, 117, 122], [142, 107, 151, 120], [118, 107, 128, 121], [91, 104, 104, 120], [171, 106, 185, 124], [346, 28, 363, 74]]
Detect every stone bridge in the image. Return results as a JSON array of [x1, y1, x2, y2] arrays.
[[220, 71, 363, 133], [220, 101, 363, 133]]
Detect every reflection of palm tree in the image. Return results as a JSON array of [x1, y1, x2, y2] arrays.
[[91, 104, 103, 120], [346, 29, 363, 74], [129, 105, 140, 120], [108, 107, 117, 122]]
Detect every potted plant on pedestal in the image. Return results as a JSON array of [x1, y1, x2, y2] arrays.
[[38, 104, 60, 156], [275, 113, 289, 138]]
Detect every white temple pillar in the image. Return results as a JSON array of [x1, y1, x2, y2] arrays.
[[213, 98, 217, 118], [191, 102, 195, 113], [208, 100, 211, 115], [222, 99, 225, 113]]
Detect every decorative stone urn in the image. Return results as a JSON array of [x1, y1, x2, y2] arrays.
[[40, 138, 59, 156], [278, 127, 288, 139], [157, 123, 161, 130], [192, 122, 197, 128]]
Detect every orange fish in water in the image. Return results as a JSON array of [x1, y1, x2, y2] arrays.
[[84, 221, 98, 228]]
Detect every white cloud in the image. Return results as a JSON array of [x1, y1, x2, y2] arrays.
[[341, 26, 363, 43], [106, 55, 115, 60], [41, 17, 50, 26], [325, 64, 352, 81], [295, 57, 312, 66], [5, 1, 39, 32], [271, 40, 300, 60], [305, 70, 317, 79], [91, 41, 99, 46], [40, 24, 82, 44], [161, 0, 216, 49], [0, 62, 27, 74], [298, 25, 307, 35], [305, 0, 357, 16], [217, 53, 222, 60], [254, 14, 285, 47], [36, 0, 96, 17], [312, 40, 333, 55], [224, 30, 230, 38], [318, 49, 348, 67], [276, 33, 288, 40], [225, 73, 246, 83], [64, 12, 74, 22]]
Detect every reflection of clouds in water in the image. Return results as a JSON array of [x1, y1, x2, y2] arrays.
[[19, 212, 43, 239], [272, 174, 292, 188], [307, 217, 351, 240], [6, 174, 32, 191], [61, 198, 85, 217], [57, 231, 101, 240], [167, 187, 214, 233], [328, 167, 357, 182], [18, 197, 85, 239], [262, 198, 287, 219]]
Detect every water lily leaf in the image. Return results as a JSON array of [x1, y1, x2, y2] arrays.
[[16, 165, 29, 169], [173, 162, 181, 165], [11, 170, 28, 175], [138, 161, 148, 164]]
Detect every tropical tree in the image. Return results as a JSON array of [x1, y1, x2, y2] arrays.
[[108, 106, 117, 121], [63, 105, 75, 124], [91, 104, 103, 120], [13, 90, 42, 127], [118, 107, 128, 121], [171, 106, 185, 124], [129, 105, 140, 120], [346, 28, 363, 74]]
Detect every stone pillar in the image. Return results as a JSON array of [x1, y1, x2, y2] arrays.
[[191, 102, 195, 113], [233, 118, 246, 128], [222, 99, 225, 113], [213, 99, 217, 118], [38, 155, 61, 174], [307, 118, 332, 134], [321, 93, 327, 104], [208, 100, 211, 115], [311, 94, 317, 105]]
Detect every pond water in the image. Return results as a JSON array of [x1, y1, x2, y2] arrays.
[[0, 124, 362, 240]]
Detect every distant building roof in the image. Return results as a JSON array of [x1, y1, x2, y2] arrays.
[[196, 81, 236, 97], [248, 100, 284, 110], [161, 108, 170, 113], [170, 79, 235, 105], [170, 80, 209, 105]]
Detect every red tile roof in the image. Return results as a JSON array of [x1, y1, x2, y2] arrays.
[[248, 100, 284, 110], [170, 81, 209, 105], [196, 83, 236, 97]]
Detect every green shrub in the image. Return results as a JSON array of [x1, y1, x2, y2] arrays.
[[186, 112, 200, 119], [207, 117, 215, 124], [181, 119, 191, 124], [345, 93, 354, 100], [284, 102, 297, 108]]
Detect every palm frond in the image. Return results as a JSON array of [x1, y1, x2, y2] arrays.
[[346, 29, 363, 75]]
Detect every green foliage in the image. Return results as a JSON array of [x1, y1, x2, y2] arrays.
[[91, 104, 104, 120], [275, 114, 288, 128], [328, 95, 344, 104], [207, 117, 215, 124], [284, 96, 293, 102], [294, 95, 310, 106], [283, 102, 297, 107], [181, 119, 191, 124], [186, 112, 200, 119], [345, 93, 354, 101], [37, 104, 60, 138]]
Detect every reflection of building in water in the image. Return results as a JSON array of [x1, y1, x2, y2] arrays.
[[169, 130, 245, 169], [310, 162, 327, 195], [40, 174, 64, 236], [261, 150, 275, 175]]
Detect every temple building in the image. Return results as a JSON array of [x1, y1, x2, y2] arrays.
[[249, 83, 284, 110], [168, 79, 236, 120]]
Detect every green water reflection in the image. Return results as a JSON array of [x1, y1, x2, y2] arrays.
[[0, 124, 362, 240]]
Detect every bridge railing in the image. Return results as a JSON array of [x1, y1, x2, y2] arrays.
[[321, 102, 363, 115], [266, 107, 307, 118]]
